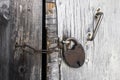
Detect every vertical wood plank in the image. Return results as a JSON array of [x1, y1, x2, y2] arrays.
[[46, 0, 60, 80], [9, 0, 42, 80], [0, 0, 10, 80], [56, 0, 120, 80]]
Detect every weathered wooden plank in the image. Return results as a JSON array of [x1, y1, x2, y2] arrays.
[[46, 1, 60, 80], [56, 0, 120, 80], [9, 0, 42, 80], [0, 0, 10, 80]]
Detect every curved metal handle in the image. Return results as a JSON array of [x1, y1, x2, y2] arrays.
[[87, 10, 104, 41]]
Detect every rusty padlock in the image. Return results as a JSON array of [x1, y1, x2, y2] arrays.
[[62, 38, 85, 68]]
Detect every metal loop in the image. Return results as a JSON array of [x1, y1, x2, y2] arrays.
[[62, 38, 78, 50], [87, 10, 104, 41]]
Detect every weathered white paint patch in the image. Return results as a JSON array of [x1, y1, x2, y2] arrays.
[[56, 0, 120, 80]]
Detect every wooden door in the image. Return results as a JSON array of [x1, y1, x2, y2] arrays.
[[1, 0, 120, 80], [48, 0, 120, 80]]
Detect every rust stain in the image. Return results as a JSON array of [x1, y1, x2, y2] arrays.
[[46, 3, 55, 14]]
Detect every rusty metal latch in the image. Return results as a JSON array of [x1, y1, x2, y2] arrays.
[[15, 42, 59, 54], [15, 43, 44, 54], [15, 37, 85, 68], [15, 38, 85, 68]]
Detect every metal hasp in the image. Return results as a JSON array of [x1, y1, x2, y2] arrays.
[[0, 4, 9, 25], [87, 9, 104, 41], [0, 13, 8, 25], [15, 42, 59, 54], [62, 38, 85, 68], [15, 43, 43, 54]]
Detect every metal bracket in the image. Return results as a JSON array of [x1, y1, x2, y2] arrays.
[[87, 9, 104, 41]]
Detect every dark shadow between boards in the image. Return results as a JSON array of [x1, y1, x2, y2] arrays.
[[42, 0, 47, 80]]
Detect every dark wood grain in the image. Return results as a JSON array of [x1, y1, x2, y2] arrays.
[[0, 0, 11, 80], [0, 0, 42, 80]]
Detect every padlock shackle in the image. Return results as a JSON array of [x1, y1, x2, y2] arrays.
[[66, 38, 78, 46]]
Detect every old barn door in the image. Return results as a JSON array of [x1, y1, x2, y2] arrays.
[[48, 0, 120, 80]]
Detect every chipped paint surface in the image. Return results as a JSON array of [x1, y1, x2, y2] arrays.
[[46, 3, 56, 14]]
